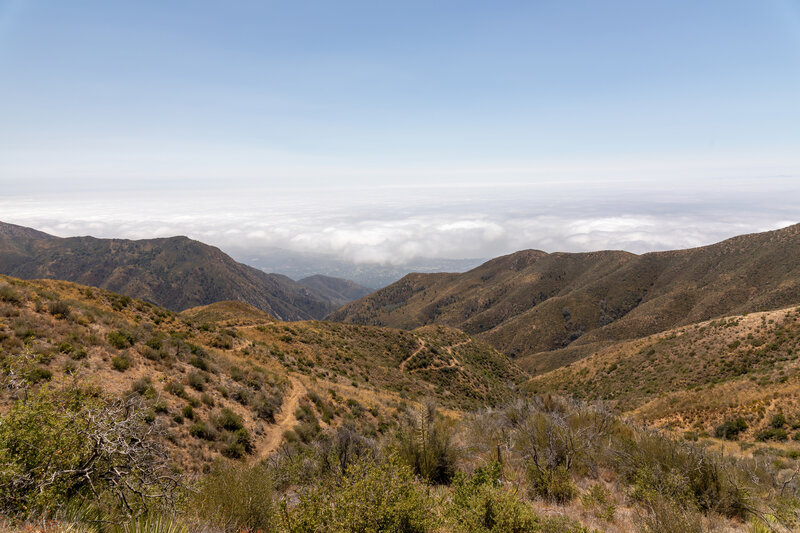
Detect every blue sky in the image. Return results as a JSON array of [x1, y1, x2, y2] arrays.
[[0, 1, 799, 266]]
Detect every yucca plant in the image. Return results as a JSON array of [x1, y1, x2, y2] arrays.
[[119, 514, 189, 533]]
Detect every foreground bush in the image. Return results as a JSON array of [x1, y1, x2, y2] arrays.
[[618, 432, 750, 518], [0, 385, 178, 518], [448, 462, 539, 532], [283, 455, 436, 533], [189, 461, 278, 532], [395, 400, 458, 485]]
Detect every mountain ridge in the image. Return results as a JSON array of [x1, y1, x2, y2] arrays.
[[329, 223, 800, 369], [0, 221, 365, 320]]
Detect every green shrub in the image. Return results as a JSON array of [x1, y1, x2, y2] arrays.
[[220, 428, 253, 459], [165, 380, 187, 398], [187, 371, 205, 391], [191, 462, 277, 532], [527, 464, 576, 503], [283, 456, 435, 533], [580, 483, 615, 521], [396, 400, 458, 484], [47, 300, 70, 319], [215, 408, 243, 431], [25, 366, 53, 384], [756, 428, 788, 442], [448, 467, 540, 532], [57, 342, 74, 354], [636, 495, 706, 533], [0, 284, 21, 304], [108, 330, 135, 349], [253, 391, 282, 423], [70, 348, 88, 360], [111, 354, 131, 372], [189, 356, 209, 371], [130, 377, 156, 398], [619, 433, 749, 518], [146, 336, 163, 350], [189, 421, 215, 441], [714, 417, 747, 440], [770, 413, 787, 429], [0, 386, 175, 517]]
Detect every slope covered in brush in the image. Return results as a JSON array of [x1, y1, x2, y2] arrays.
[[0, 274, 524, 472], [330, 223, 800, 367]]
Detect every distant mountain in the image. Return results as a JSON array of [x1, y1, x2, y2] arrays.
[[0, 221, 362, 320], [226, 245, 486, 289], [329, 223, 800, 368], [297, 275, 371, 307]]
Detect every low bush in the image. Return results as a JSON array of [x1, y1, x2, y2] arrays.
[[283, 455, 436, 532], [214, 408, 243, 431], [0, 386, 177, 518], [448, 463, 541, 532], [619, 433, 750, 519], [187, 371, 205, 391], [527, 464, 576, 503], [253, 391, 282, 422], [714, 417, 747, 440], [395, 400, 458, 485], [47, 300, 70, 319], [220, 428, 252, 458], [108, 330, 135, 349], [0, 284, 21, 304], [111, 354, 131, 372], [190, 462, 277, 532], [756, 427, 788, 442], [189, 421, 216, 441]]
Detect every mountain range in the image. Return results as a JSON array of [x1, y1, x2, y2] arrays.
[[3, 221, 800, 531], [330, 223, 800, 373], [0, 221, 369, 321]]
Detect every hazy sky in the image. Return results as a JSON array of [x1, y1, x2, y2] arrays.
[[1, 1, 799, 265]]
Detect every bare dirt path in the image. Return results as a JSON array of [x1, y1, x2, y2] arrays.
[[256, 376, 306, 460], [399, 337, 472, 372], [442, 339, 471, 368], [399, 338, 426, 371]]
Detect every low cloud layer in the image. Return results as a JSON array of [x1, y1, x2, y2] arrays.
[[1, 179, 797, 268]]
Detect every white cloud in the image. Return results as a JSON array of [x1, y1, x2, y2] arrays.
[[0, 180, 797, 269]]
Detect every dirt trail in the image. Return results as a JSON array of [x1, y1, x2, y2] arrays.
[[442, 339, 471, 368], [256, 376, 306, 460], [399, 338, 426, 371], [399, 337, 472, 372]]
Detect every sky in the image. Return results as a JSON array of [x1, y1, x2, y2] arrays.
[[1, 1, 799, 270]]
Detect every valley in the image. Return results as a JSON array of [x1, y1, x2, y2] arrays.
[[2, 223, 800, 532]]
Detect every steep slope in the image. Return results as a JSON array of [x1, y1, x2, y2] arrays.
[[297, 274, 372, 307], [0, 221, 340, 320], [330, 223, 800, 368], [0, 274, 526, 472], [527, 306, 800, 441]]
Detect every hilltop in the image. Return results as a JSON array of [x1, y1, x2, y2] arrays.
[[330, 223, 800, 369], [0, 221, 369, 320]]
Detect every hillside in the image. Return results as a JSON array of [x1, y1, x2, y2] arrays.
[[0, 221, 363, 320], [527, 305, 800, 441], [0, 274, 524, 472], [3, 273, 800, 531], [297, 274, 371, 307], [330, 223, 800, 369]]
